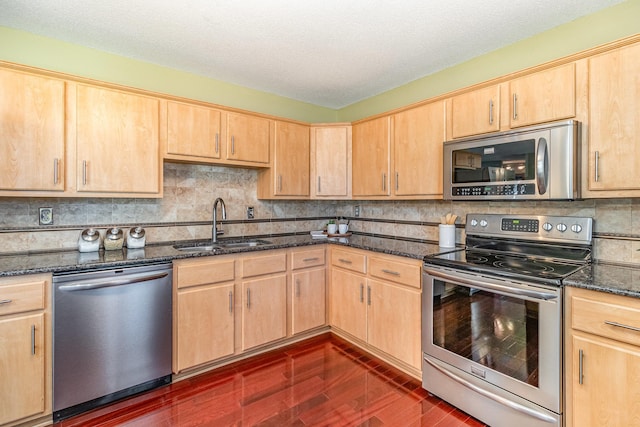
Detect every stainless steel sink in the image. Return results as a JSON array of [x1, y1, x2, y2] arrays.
[[174, 239, 272, 252]]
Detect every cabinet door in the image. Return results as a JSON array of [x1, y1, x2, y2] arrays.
[[291, 267, 326, 335], [588, 43, 640, 192], [330, 268, 366, 341], [450, 84, 500, 138], [367, 279, 421, 369], [76, 85, 160, 194], [311, 125, 351, 198], [167, 101, 221, 160], [175, 283, 234, 372], [352, 117, 391, 197], [509, 63, 576, 128], [0, 313, 45, 425], [241, 274, 287, 350], [393, 101, 445, 197], [273, 121, 310, 196], [0, 69, 65, 192], [226, 112, 270, 164], [571, 334, 640, 427]]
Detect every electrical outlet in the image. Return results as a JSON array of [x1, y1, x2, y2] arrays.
[[39, 207, 53, 225], [246, 206, 254, 219], [354, 205, 360, 217]]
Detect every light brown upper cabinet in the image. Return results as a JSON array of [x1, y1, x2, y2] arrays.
[[449, 84, 501, 138], [0, 69, 66, 194], [508, 62, 576, 128], [257, 121, 310, 199], [310, 124, 352, 199], [74, 84, 162, 196], [393, 100, 445, 198], [585, 42, 640, 197], [165, 100, 222, 161], [225, 112, 271, 165], [352, 116, 391, 197]]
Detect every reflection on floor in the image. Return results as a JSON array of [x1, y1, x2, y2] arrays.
[[56, 333, 487, 426]]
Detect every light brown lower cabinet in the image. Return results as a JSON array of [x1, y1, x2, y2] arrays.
[[291, 247, 326, 335], [241, 274, 287, 351], [565, 286, 640, 427], [330, 247, 422, 373], [0, 274, 51, 427]]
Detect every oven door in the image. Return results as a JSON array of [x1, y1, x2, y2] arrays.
[[422, 265, 562, 426]]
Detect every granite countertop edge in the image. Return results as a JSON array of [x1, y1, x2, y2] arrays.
[[0, 234, 443, 278], [564, 262, 640, 299]]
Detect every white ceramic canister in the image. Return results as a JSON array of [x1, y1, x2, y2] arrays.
[[78, 228, 101, 252], [126, 227, 146, 249]]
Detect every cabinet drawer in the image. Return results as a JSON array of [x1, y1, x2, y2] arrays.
[[0, 279, 46, 315], [176, 259, 235, 289], [292, 248, 325, 270], [571, 291, 640, 347], [242, 253, 287, 278], [331, 248, 366, 274], [369, 256, 421, 289]]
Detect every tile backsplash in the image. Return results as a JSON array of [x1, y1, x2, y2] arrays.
[[1, 162, 639, 265]]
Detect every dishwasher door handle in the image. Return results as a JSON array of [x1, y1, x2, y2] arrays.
[[57, 272, 169, 291]]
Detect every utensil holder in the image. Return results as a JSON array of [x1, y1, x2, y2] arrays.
[[439, 224, 456, 248]]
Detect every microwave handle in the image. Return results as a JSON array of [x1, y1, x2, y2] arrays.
[[536, 137, 549, 195]]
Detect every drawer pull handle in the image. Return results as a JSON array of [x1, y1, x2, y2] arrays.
[[359, 284, 364, 303], [381, 269, 400, 276], [228, 291, 233, 314], [247, 288, 251, 309], [31, 324, 36, 355], [578, 349, 584, 385], [604, 320, 640, 333], [338, 259, 352, 264], [303, 257, 320, 262], [367, 285, 371, 306], [0, 299, 12, 305]]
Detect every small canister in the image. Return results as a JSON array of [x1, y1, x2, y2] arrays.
[[78, 228, 101, 253], [126, 227, 146, 249], [104, 227, 124, 251]]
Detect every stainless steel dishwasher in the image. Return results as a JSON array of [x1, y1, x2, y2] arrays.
[[53, 263, 172, 421]]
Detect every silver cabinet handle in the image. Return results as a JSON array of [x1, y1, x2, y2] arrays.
[[317, 176, 321, 193], [359, 283, 364, 303], [395, 172, 399, 191], [54, 158, 59, 184], [381, 269, 400, 276], [604, 320, 640, 333], [228, 291, 233, 313], [295, 279, 300, 297], [489, 100, 494, 125], [31, 324, 36, 355], [594, 151, 600, 183], [303, 257, 319, 262], [215, 133, 219, 154], [231, 136, 235, 155], [82, 160, 87, 185], [367, 285, 371, 306], [512, 93, 518, 120], [424, 357, 556, 423], [247, 288, 251, 309], [578, 349, 584, 385], [382, 173, 386, 191], [0, 299, 12, 305], [338, 258, 352, 264], [278, 175, 282, 192]]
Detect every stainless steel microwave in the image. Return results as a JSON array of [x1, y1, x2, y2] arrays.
[[443, 120, 580, 200]]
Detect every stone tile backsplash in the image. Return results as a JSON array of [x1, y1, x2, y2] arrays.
[[0, 162, 639, 265]]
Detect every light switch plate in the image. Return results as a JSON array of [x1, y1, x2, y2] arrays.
[[39, 207, 53, 225]]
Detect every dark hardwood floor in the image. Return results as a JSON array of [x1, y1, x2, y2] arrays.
[[55, 334, 486, 426]]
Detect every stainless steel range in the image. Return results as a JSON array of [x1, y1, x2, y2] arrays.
[[422, 213, 593, 427]]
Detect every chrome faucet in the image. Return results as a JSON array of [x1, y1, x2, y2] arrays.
[[212, 198, 227, 243]]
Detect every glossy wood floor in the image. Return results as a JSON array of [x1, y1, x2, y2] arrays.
[[56, 334, 486, 426]]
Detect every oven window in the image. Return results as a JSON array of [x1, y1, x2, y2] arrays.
[[451, 139, 536, 184], [432, 281, 539, 387]]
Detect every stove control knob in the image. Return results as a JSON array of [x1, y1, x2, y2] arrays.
[[470, 219, 478, 227], [480, 219, 488, 228], [542, 222, 553, 232], [571, 224, 583, 233], [556, 223, 568, 233]]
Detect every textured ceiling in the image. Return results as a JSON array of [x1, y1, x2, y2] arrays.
[[0, 0, 625, 108]]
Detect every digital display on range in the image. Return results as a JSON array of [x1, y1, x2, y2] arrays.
[[501, 218, 539, 232]]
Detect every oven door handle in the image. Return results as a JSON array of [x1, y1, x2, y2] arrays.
[[424, 357, 557, 423], [425, 268, 558, 301]]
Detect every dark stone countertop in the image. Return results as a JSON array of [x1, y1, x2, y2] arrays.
[[0, 233, 444, 277], [564, 262, 640, 299]]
